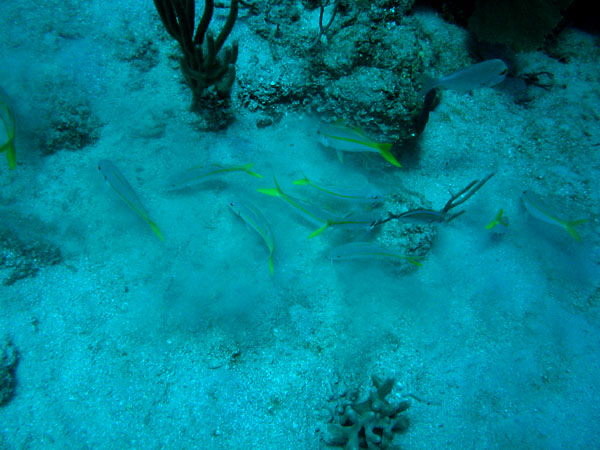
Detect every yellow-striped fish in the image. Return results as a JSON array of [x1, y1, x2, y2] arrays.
[[229, 200, 275, 276], [327, 241, 422, 266], [318, 120, 401, 167], [168, 162, 262, 190], [293, 173, 383, 205], [258, 176, 329, 227], [522, 190, 586, 241], [258, 177, 371, 238], [98, 160, 164, 241], [308, 211, 377, 238]]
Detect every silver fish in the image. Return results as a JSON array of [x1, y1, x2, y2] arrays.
[[327, 241, 422, 266], [419, 59, 508, 97], [293, 174, 383, 206], [229, 200, 275, 276], [167, 162, 262, 190], [522, 190, 586, 241], [98, 159, 164, 240], [389, 209, 448, 224], [317, 120, 401, 167]]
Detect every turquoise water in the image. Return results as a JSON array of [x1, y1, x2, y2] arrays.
[[1, 1, 599, 448]]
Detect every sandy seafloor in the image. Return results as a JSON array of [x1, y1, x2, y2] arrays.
[[1, 1, 600, 449]]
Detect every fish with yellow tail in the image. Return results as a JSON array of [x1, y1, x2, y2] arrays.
[[522, 191, 587, 241], [229, 200, 275, 276], [98, 160, 164, 241], [318, 120, 401, 168], [327, 241, 422, 266], [258, 177, 376, 238], [167, 162, 262, 190], [293, 173, 383, 206]]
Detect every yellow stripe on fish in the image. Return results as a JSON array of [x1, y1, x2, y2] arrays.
[[293, 173, 383, 205], [318, 120, 401, 167], [168, 162, 262, 190], [327, 241, 422, 266], [229, 200, 275, 276], [98, 159, 164, 241], [522, 190, 586, 241]]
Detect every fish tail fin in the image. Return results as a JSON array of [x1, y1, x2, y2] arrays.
[[268, 255, 274, 277], [1, 139, 16, 170], [293, 174, 310, 186], [242, 163, 263, 178], [257, 176, 284, 198], [308, 220, 330, 238], [257, 187, 280, 197], [6, 141, 16, 170], [405, 255, 423, 267], [148, 219, 165, 241], [377, 143, 402, 167], [565, 219, 587, 241]]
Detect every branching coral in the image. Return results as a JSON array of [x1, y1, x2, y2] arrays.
[[324, 376, 410, 449], [153, 0, 239, 109]]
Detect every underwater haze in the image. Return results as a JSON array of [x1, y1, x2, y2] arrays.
[[1, 0, 599, 449]]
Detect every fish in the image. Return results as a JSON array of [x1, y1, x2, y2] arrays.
[[0, 86, 17, 170], [369, 207, 464, 230], [317, 120, 402, 168], [309, 211, 378, 238], [98, 159, 164, 241], [293, 174, 383, 206], [522, 190, 587, 241], [389, 209, 448, 224], [327, 241, 422, 266], [258, 176, 330, 226], [418, 59, 508, 98], [259, 177, 371, 237], [229, 200, 275, 276], [167, 162, 262, 190]]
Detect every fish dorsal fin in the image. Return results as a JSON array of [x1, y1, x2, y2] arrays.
[[352, 125, 364, 134]]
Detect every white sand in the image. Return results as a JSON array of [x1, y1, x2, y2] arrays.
[[1, 1, 599, 448]]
